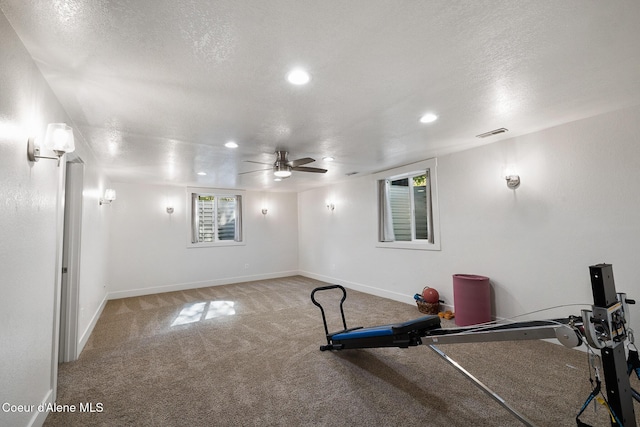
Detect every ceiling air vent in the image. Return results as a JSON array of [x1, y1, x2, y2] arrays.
[[476, 128, 508, 138]]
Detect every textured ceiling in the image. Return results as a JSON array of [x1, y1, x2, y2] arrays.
[[2, 0, 640, 191]]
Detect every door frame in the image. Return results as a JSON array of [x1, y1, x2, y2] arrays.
[[59, 158, 84, 363]]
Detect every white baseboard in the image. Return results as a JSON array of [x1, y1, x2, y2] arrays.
[[107, 270, 301, 300], [77, 294, 108, 357], [27, 389, 52, 427], [300, 270, 414, 305]]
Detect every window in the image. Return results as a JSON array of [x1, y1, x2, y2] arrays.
[[188, 188, 244, 247], [376, 158, 440, 250]]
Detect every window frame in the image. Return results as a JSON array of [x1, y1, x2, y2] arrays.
[[186, 187, 245, 248], [374, 158, 441, 251]]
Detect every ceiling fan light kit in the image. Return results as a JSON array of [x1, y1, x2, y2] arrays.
[[274, 166, 292, 178]]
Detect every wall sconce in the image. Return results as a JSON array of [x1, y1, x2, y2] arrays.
[[166, 206, 174, 214], [261, 208, 268, 216], [505, 175, 521, 189], [326, 202, 335, 211], [100, 189, 116, 205], [27, 123, 75, 166]]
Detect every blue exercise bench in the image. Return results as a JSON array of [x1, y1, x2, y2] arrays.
[[311, 284, 441, 351]]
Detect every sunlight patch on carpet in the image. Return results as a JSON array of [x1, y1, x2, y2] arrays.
[[171, 301, 236, 326]]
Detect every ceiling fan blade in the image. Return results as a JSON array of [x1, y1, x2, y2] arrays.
[[244, 160, 273, 165], [292, 166, 327, 173], [288, 157, 315, 167], [238, 167, 272, 175]]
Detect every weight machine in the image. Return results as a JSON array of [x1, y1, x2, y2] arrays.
[[311, 264, 637, 426]]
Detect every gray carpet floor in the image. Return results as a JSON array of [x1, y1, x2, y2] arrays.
[[45, 276, 640, 426]]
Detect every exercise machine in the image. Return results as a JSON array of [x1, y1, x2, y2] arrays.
[[311, 264, 637, 426]]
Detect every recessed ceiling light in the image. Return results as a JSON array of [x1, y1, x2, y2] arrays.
[[225, 141, 238, 148], [323, 156, 335, 162], [197, 172, 207, 176], [419, 113, 438, 124], [287, 68, 311, 85]]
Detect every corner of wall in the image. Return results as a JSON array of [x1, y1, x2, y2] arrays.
[[77, 294, 108, 357]]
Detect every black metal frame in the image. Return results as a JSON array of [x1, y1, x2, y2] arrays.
[[310, 284, 363, 350], [589, 264, 636, 426]]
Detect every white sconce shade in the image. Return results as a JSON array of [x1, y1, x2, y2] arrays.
[[44, 123, 75, 154], [502, 165, 520, 189], [27, 123, 75, 165], [505, 175, 520, 189], [100, 188, 117, 205]]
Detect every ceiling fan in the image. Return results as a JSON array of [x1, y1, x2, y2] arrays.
[[240, 151, 327, 178]]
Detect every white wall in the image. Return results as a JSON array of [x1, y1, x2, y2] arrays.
[[75, 164, 111, 350], [107, 183, 299, 297], [0, 13, 110, 426], [299, 104, 640, 333]]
